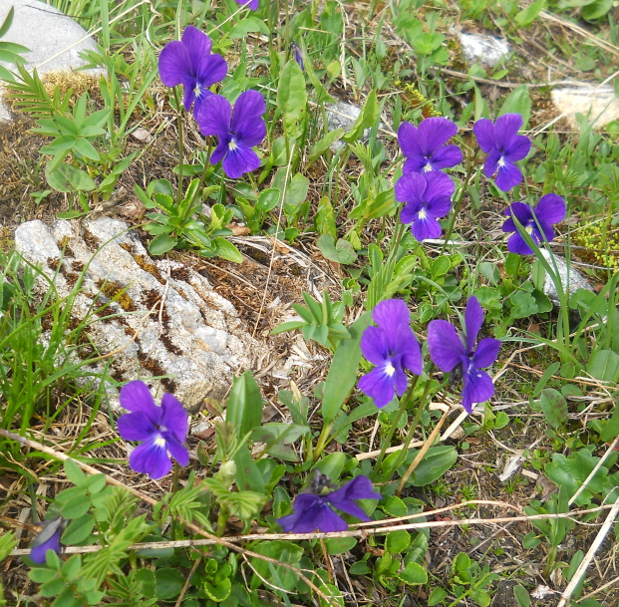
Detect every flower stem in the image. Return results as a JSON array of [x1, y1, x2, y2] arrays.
[[440, 152, 480, 256], [383, 366, 435, 485], [371, 375, 419, 482], [216, 506, 229, 537], [173, 87, 185, 207]]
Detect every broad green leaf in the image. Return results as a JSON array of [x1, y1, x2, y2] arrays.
[[385, 529, 411, 554], [155, 568, 184, 599], [213, 237, 242, 263], [317, 234, 357, 265], [148, 233, 177, 256], [499, 85, 532, 128], [315, 452, 347, 480], [321, 311, 372, 425], [62, 514, 95, 545], [401, 446, 458, 487], [226, 370, 263, 438], [309, 128, 344, 161], [256, 188, 280, 212], [204, 577, 231, 601], [343, 91, 378, 143], [63, 459, 86, 485], [277, 60, 307, 125], [284, 173, 310, 208], [46, 164, 96, 192], [314, 196, 337, 239], [398, 561, 428, 585], [514, 0, 545, 27], [588, 349, 619, 383], [249, 541, 303, 592], [539, 388, 568, 430], [325, 536, 357, 554], [599, 403, 619, 441]]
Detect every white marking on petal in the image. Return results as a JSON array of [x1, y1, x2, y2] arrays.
[[423, 162, 432, 173], [384, 362, 396, 377], [154, 436, 167, 448], [418, 208, 427, 220], [194, 84, 202, 98], [498, 157, 506, 168], [228, 138, 238, 151]]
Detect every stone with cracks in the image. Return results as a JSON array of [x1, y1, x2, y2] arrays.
[[14, 218, 261, 413], [539, 249, 594, 307]]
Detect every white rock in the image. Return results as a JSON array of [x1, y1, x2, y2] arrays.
[[551, 84, 619, 128], [457, 31, 510, 67], [0, 0, 103, 121], [14, 218, 262, 412], [539, 249, 594, 307]]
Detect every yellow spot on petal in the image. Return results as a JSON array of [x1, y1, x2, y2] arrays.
[[423, 163, 432, 173], [525, 226, 534, 234], [228, 138, 238, 151], [418, 209, 427, 220]]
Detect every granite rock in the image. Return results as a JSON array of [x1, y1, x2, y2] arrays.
[[551, 84, 619, 129], [457, 31, 510, 67], [14, 218, 261, 412], [539, 249, 594, 307], [324, 101, 383, 152], [0, 0, 103, 121]]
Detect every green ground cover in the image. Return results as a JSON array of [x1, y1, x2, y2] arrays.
[[1, 0, 619, 604]]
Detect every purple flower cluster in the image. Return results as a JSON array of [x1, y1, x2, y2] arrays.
[[474, 113, 530, 192], [428, 297, 501, 414], [276, 472, 381, 533], [358, 297, 500, 414], [395, 117, 461, 242], [358, 299, 422, 408], [158, 26, 266, 179], [117, 381, 189, 480]]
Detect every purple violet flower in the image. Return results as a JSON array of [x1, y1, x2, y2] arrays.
[[473, 113, 531, 191], [277, 472, 381, 533], [398, 117, 463, 174], [117, 381, 189, 480], [502, 194, 566, 255], [236, 0, 259, 9], [396, 171, 455, 242], [30, 517, 66, 565], [196, 90, 266, 179], [292, 41, 304, 71], [427, 296, 501, 414], [158, 26, 227, 115], [358, 299, 423, 409]]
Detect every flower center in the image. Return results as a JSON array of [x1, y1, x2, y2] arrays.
[[423, 162, 432, 173], [418, 208, 427, 220], [194, 84, 202, 98], [228, 137, 238, 151], [384, 362, 396, 377], [497, 156, 506, 168], [154, 436, 166, 448], [525, 225, 534, 234]]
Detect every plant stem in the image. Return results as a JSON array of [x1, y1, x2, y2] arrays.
[[371, 375, 419, 482], [440, 152, 480, 256], [173, 87, 185, 207]]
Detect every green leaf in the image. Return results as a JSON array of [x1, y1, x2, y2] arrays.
[[60, 495, 90, 519], [155, 568, 184, 600], [284, 173, 310, 208], [229, 16, 269, 38], [40, 577, 67, 597], [314, 196, 337, 239], [63, 460, 86, 486], [342, 91, 378, 143], [315, 452, 347, 480], [213, 237, 243, 263], [599, 403, 619, 441], [0, 6, 15, 38], [148, 233, 177, 256], [321, 311, 372, 425], [382, 495, 407, 517], [514, 0, 545, 27], [277, 60, 307, 126], [309, 128, 344, 161], [385, 529, 410, 554], [539, 388, 568, 430], [588, 350, 619, 383], [226, 370, 263, 438], [256, 188, 280, 212], [401, 446, 458, 487], [29, 567, 58, 584], [270, 320, 306, 335], [513, 585, 531, 607], [325, 536, 357, 555], [428, 587, 448, 606], [62, 514, 95, 545], [204, 577, 231, 602], [234, 444, 265, 493], [46, 164, 96, 193], [499, 85, 532, 128], [397, 561, 428, 585], [250, 541, 303, 592], [317, 234, 358, 265]]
